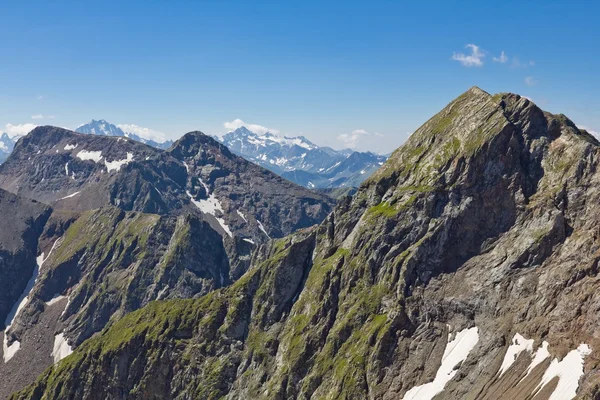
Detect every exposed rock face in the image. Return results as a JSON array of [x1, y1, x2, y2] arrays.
[[0, 126, 178, 212], [0, 189, 50, 326], [169, 132, 334, 240]]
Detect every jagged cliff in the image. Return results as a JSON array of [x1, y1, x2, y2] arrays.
[[11, 87, 600, 399]]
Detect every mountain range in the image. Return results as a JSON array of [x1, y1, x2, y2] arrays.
[[75, 119, 174, 149], [0, 134, 16, 164], [219, 126, 387, 189], [3, 87, 600, 399], [1, 120, 386, 191]]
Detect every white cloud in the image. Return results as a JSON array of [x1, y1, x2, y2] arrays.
[[337, 129, 382, 149], [223, 119, 279, 135], [512, 57, 535, 68], [524, 76, 538, 87], [31, 114, 55, 120], [452, 44, 485, 67], [493, 51, 508, 63], [117, 124, 168, 142], [4, 123, 37, 138]]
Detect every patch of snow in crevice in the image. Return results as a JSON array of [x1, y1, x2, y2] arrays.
[[187, 191, 233, 238], [525, 341, 550, 378], [183, 161, 190, 173], [65, 162, 69, 176], [45, 295, 67, 306], [104, 152, 134, 172], [532, 343, 591, 400], [156, 286, 169, 300], [64, 144, 77, 151], [52, 333, 73, 364], [499, 333, 535, 376], [237, 210, 248, 223], [243, 238, 255, 245], [257, 219, 270, 239], [402, 326, 479, 400], [3, 240, 59, 362], [76, 150, 103, 162], [198, 177, 210, 194], [59, 191, 81, 200]]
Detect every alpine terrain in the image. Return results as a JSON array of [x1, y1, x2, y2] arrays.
[[220, 126, 387, 189], [0, 134, 17, 165], [6, 87, 600, 400], [0, 126, 333, 398]]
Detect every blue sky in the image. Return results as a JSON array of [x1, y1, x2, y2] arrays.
[[0, 1, 598, 152]]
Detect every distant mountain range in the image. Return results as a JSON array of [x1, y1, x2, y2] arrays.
[[0, 133, 17, 164], [75, 119, 173, 149], [219, 126, 387, 188], [0, 120, 387, 190]]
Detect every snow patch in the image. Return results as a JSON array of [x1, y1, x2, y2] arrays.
[[64, 143, 77, 151], [403, 326, 479, 400], [525, 341, 551, 378], [52, 333, 73, 363], [105, 152, 134, 172], [257, 219, 270, 239], [237, 210, 248, 223], [187, 190, 233, 238], [76, 150, 103, 162], [45, 295, 67, 306], [243, 238, 255, 245], [59, 191, 81, 200], [3, 241, 59, 362], [499, 333, 535, 376], [532, 343, 591, 400]]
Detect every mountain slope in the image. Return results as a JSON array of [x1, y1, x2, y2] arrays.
[[16, 87, 600, 399], [220, 127, 387, 189], [0, 126, 186, 213], [169, 132, 334, 240]]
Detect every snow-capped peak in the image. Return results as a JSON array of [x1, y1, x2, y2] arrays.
[[75, 119, 173, 150], [227, 126, 317, 151]]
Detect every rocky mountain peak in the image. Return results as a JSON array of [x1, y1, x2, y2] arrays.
[[170, 130, 236, 161]]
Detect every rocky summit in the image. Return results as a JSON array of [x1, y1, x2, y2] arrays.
[[3, 86, 599, 400]]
